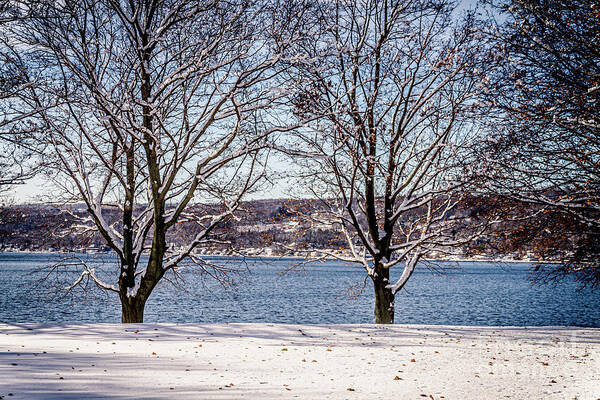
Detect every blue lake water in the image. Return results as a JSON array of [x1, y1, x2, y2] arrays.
[[0, 252, 598, 326]]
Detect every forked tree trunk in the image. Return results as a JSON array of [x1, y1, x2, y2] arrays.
[[373, 267, 395, 324], [118, 243, 165, 323], [121, 295, 147, 323]]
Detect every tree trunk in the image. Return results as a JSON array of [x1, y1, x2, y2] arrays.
[[118, 247, 164, 323], [373, 268, 394, 324], [121, 296, 146, 323]]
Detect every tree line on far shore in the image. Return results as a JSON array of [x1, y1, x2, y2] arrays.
[[0, 196, 574, 262], [0, 0, 597, 323]]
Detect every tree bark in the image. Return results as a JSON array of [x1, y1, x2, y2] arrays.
[[121, 296, 146, 323], [373, 268, 394, 324]]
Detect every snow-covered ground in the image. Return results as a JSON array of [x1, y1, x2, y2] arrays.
[[0, 323, 598, 399]]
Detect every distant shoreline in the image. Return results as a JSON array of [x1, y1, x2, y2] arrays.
[[0, 248, 554, 264]]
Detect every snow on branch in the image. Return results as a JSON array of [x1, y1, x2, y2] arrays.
[[64, 267, 119, 293]]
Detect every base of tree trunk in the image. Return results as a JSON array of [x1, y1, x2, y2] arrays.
[[373, 279, 395, 324], [121, 298, 146, 323]]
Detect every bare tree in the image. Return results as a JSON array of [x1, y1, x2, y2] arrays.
[[8, 0, 303, 322], [0, 3, 41, 194], [284, 0, 493, 323], [477, 0, 600, 288]]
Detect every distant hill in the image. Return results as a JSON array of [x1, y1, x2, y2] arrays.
[[0, 198, 570, 262]]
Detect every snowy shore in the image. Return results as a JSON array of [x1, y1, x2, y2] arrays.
[[0, 248, 546, 264], [0, 323, 598, 399]]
